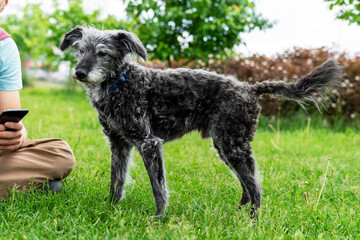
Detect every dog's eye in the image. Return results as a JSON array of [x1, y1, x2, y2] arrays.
[[77, 50, 84, 57], [98, 51, 108, 57]]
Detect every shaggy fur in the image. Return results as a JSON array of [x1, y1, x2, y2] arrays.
[[60, 26, 342, 217]]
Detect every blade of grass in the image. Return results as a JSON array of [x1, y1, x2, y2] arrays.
[[314, 158, 331, 211]]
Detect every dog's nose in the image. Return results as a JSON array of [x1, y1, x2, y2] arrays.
[[75, 69, 87, 80]]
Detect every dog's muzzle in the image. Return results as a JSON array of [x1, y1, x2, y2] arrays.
[[75, 69, 87, 81]]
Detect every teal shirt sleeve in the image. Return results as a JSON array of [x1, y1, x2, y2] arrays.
[[0, 37, 22, 91]]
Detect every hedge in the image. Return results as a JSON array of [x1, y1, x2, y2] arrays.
[[143, 47, 360, 120]]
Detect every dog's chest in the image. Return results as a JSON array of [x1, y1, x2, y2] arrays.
[[95, 106, 126, 136], [87, 84, 105, 103], [108, 118, 125, 135]]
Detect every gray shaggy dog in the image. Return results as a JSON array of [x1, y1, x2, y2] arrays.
[[60, 26, 342, 218]]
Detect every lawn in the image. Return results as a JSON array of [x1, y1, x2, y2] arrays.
[[0, 87, 359, 239]]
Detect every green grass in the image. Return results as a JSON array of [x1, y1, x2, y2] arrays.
[[0, 87, 359, 239]]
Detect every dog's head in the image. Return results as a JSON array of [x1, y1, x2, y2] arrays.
[[60, 26, 147, 84]]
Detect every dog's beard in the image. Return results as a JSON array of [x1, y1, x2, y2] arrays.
[[87, 69, 104, 83], [71, 66, 105, 84]]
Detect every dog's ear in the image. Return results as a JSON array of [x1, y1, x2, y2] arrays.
[[115, 31, 147, 61], [60, 27, 84, 51]]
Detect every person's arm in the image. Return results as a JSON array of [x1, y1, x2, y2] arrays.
[[0, 31, 26, 151], [0, 90, 27, 151]]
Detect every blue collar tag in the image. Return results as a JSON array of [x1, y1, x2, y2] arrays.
[[107, 70, 127, 94], [120, 70, 126, 82]]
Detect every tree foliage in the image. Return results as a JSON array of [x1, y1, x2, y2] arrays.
[[324, 0, 360, 25], [0, 0, 273, 68], [1, 4, 49, 63], [125, 0, 272, 66], [0, 0, 130, 69]]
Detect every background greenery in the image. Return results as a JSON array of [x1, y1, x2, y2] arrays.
[[125, 0, 272, 66], [0, 87, 358, 239], [325, 0, 360, 25], [0, 0, 271, 68], [0, 0, 130, 69]]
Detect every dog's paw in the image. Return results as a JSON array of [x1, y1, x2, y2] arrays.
[[155, 208, 166, 218], [105, 194, 122, 204]]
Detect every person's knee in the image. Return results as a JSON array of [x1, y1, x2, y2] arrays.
[[51, 139, 76, 179]]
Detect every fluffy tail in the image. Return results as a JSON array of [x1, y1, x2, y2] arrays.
[[251, 59, 343, 109]]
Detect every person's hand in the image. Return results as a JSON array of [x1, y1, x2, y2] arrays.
[[0, 121, 26, 151]]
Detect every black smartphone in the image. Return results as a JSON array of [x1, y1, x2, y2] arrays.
[[0, 109, 29, 124]]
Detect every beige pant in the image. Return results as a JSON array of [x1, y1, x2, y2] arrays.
[[0, 138, 76, 198]]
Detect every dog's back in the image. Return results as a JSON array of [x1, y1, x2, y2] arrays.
[[134, 60, 342, 142], [139, 65, 257, 140]]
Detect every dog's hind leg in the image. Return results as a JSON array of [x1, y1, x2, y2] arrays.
[[215, 137, 261, 218], [137, 137, 168, 217], [109, 136, 133, 204], [239, 181, 251, 207], [213, 142, 251, 207]]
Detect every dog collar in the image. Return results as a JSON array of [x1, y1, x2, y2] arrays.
[[107, 70, 127, 94]]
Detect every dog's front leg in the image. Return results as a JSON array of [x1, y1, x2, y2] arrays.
[[137, 137, 168, 217], [109, 136, 133, 204]]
